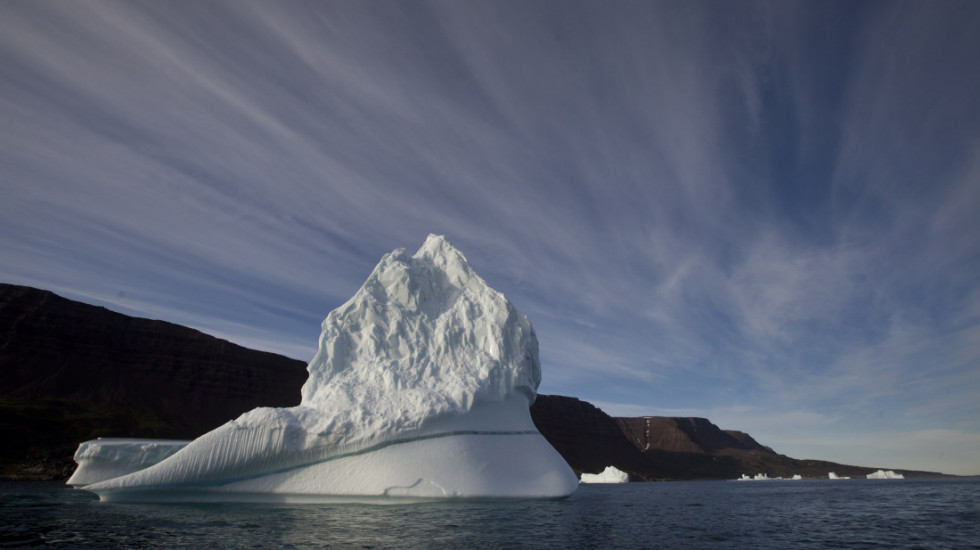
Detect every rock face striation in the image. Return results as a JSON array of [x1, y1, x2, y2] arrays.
[[74, 235, 577, 501]]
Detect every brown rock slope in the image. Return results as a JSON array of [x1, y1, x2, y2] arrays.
[[531, 396, 743, 480], [0, 283, 308, 478], [531, 395, 940, 480], [528, 395, 649, 476]]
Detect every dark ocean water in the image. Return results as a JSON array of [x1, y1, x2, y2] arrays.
[[2, 478, 978, 549]]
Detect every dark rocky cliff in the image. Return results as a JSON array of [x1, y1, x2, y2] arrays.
[[530, 395, 940, 480], [615, 416, 774, 455], [528, 395, 649, 476], [0, 283, 308, 477], [530, 395, 744, 480]]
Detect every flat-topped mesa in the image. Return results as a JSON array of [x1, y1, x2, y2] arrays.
[[78, 235, 576, 501]]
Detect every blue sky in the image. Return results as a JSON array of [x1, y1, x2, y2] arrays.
[[2, 1, 978, 475]]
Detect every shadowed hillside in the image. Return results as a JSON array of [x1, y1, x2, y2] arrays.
[[529, 395, 943, 480], [0, 283, 308, 478]]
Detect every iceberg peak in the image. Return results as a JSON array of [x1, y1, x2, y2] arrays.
[[300, 234, 541, 411], [415, 233, 468, 265]]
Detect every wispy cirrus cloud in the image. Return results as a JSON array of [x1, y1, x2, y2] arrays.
[[1, 1, 978, 473]]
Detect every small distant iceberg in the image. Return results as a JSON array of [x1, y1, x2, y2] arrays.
[[828, 472, 850, 480], [866, 469, 904, 479], [737, 473, 771, 481], [580, 466, 629, 484], [735, 473, 802, 481]]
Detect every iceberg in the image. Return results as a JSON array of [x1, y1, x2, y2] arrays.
[[72, 235, 577, 502], [866, 469, 904, 479], [735, 473, 802, 481], [736, 473, 772, 481], [67, 438, 190, 487], [828, 472, 850, 480], [579, 466, 629, 484]]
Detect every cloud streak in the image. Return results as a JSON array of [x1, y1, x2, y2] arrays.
[[2, 1, 978, 474]]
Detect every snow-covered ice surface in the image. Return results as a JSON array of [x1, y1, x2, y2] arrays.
[[828, 472, 850, 480], [866, 469, 904, 479], [579, 466, 629, 484], [76, 235, 577, 502]]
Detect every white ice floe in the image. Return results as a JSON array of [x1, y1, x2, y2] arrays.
[[72, 235, 577, 502], [580, 466, 629, 484], [737, 473, 771, 481], [736, 473, 803, 481], [866, 469, 904, 479], [828, 472, 850, 480], [67, 438, 190, 487]]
